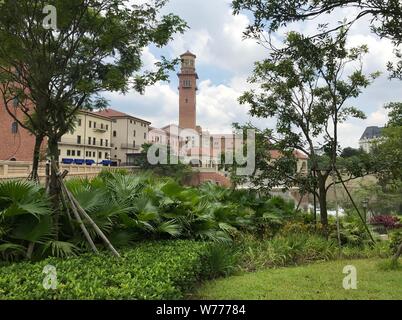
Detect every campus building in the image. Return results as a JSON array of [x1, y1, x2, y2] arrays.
[[58, 111, 113, 165], [96, 109, 151, 165], [0, 98, 41, 161], [359, 126, 384, 153]]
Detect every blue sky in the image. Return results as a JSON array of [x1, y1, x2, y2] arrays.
[[103, 0, 402, 148]]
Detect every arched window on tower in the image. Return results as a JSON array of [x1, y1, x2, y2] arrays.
[[11, 122, 18, 134]]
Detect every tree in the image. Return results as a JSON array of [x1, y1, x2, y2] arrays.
[[340, 147, 364, 158], [219, 123, 274, 191], [238, 29, 378, 230], [137, 143, 193, 182], [0, 0, 187, 214], [231, 0, 402, 43], [232, 0, 402, 80], [371, 102, 402, 185]]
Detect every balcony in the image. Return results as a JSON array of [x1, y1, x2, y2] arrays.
[[93, 127, 107, 133], [58, 138, 112, 149], [120, 143, 140, 150]]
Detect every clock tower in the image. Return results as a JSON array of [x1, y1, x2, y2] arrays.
[[178, 51, 198, 129]]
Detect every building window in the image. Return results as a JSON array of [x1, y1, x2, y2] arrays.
[[78, 119, 82, 126], [94, 122, 97, 128], [88, 137, 91, 145], [106, 125, 109, 131], [144, 132, 146, 139], [13, 96, 19, 107], [67, 150, 71, 156], [89, 121, 92, 128], [133, 130, 136, 137], [98, 152, 102, 159], [105, 139, 108, 147], [105, 153, 109, 159], [77, 150, 81, 157], [71, 150, 76, 156], [100, 139, 103, 147], [77, 135, 81, 144], [93, 137, 96, 145], [101, 123, 104, 129], [130, 120, 133, 124], [93, 152, 95, 157], [11, 122, 18, 134], [183, 80, 191, 87], [113, 131, 117, 137], [133, 141, 136, 147]]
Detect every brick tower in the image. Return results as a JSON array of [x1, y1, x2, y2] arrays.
[[178, 51, 198, 129]]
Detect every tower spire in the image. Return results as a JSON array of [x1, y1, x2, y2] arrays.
[[178, 51, 198, 129]]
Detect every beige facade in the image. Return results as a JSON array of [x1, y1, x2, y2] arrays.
[[58, 111, 112, 164], [97, 109, 151, 165]]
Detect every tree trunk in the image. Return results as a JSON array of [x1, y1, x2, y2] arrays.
[[318, 180, 328, 236], [393, 242, 402, 263], [47, 137, 61, 239], [29, 134, 44, 182]]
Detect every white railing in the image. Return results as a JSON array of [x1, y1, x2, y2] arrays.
[[0, 161, 138, 181]]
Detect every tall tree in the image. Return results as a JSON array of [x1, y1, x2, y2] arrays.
[[232, 0, 402, 79], [0, 0, 187, 212], [238, 29, 378, 230], [232, 0, 402, 43]]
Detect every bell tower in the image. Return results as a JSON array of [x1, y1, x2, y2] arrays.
[[178, 51, 198, 129]]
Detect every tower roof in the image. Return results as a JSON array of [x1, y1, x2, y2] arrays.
[[180, 50, 196, 58], [360, 126, 383, 140]]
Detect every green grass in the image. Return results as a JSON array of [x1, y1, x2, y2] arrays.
[[195, 259, 402, 300]]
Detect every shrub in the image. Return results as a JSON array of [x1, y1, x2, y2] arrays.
[[234, 232, 391, 272], [389, 230, 402, 254], [201, 244, 239, 279], [0, 240, 215, 300], [369, 215, 402, 230]]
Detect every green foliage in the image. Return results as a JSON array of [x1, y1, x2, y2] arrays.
[[237, 27, 378, 228], [0, 240, 216, 300], [235, 231, 391, 273], [389, 230, 402, 255], [232, 0, 402, 45], [135, 143, 194, 182], [0, 174, 296, 262], [236, 233, 338, 272], [0, 180, 54, 261], [201, 244, 239, 279]]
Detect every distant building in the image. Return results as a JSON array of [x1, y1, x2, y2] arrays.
[[58, 111, 113, 165], [0, 98, 43, 161], [359, 126, 383, 153], [96, 109, 151, 165]]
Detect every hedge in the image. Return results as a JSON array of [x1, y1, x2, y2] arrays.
[[0, 240, 212, 300]]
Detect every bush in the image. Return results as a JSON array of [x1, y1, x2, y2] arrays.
[[0, 240, 215, 300], [389, 230, 402, 254], [369, 215, 402, 230], [234, 232, 392, 272], [201, 244, 239, 279]]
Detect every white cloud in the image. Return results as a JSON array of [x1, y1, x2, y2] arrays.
[[104, 0, 402, 149]]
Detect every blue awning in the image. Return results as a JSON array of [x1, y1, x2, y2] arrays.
[[61, 158, 74, 164], [100, 160, 112, 166], [85, 159, 96, 165], [74, 159, 85, 165]]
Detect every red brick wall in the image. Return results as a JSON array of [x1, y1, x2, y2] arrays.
[[186, 171, 232, 188], [0, 99, 37, 161]]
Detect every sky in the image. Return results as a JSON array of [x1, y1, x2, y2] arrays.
[[103, 0, 402, 148]]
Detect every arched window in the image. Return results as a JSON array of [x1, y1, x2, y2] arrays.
[[11, 122, 18, 134]]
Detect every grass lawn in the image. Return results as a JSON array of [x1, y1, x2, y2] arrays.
[[195, 259, 402, 300]]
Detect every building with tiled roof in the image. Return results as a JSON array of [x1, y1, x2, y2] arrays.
[[359, 126, 384, 153]]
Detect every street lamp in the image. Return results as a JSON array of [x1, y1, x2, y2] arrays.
[[362, 198, 369, 222]]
